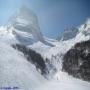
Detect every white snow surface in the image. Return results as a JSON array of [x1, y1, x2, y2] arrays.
[[44, 18, 90, 71], [0, 42, 46, 90], [0, 7, 90, 90], [0, 42, 90, 90], [37, 71, 90, 90]]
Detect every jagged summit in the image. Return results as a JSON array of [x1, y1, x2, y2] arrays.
[[57, 18, 90, 41], [59, 27, 78, 41], [78, 18, 90, 30], [0, 6, 54, 46], [86, 18, 90, 25], [0, 6, 90, 89], [10, 6, 38, 28], [75, 18, 90, 41], [7, 6, 46, 44]]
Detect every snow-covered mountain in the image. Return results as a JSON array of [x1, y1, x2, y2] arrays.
[[10, 6, 44, 42], [63, 40, 90, 82], [0, 42, 46, 90], [57, 27, 79, 41], [3, 6, 53, 46], [57, 19, 90, 41], [44, 18, 90, 81], [0, 6, 90, 90]]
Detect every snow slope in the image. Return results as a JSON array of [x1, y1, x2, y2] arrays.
[[0, 42, 90, 90], [44, 18, 90, 71], [37, 72, 90, 90], [0, 42, 46, 90], [0, 6, 90, 90]]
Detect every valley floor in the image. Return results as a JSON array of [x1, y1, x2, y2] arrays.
[[35, 72, 90, 90]]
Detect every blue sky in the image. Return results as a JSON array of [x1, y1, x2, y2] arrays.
[[0, 0, 90, 38]]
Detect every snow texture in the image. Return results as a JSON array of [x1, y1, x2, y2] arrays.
[[0, 7, 90, 90]]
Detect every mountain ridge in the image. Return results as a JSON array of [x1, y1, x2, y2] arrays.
[[0, 6, 90, 90]]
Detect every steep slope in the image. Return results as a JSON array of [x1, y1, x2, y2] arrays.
[[0, 42, 90, 90], [57, 27, 78, 41], [0, 7, 54, 46], [57, 18, 90, 41], [63, 40, 90, 82], [9, 6, 45, 43], [0, 42, 46, 90], [0, 26, 19, 44], [75, 18, 90, 42], [0, 6, 90, 90], [44, 18, 90, 76]]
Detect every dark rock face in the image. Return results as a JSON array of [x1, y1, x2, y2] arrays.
[[62, 40, 90, 82], [12, 44, 47, 75]]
